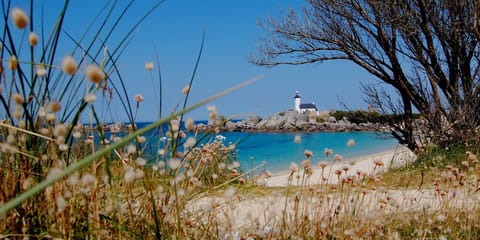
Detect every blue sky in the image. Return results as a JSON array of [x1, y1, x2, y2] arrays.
[[6, 1, 383, 122]]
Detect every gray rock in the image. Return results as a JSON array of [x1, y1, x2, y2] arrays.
[[328, 116, 337, 123], [198, 111, 386, 133], [224, 121, 235, 132], [208, 115, 226, 127], [244, 115, 261, 126]]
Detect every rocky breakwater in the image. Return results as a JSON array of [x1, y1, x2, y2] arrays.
[[196, 110, 386, 132]]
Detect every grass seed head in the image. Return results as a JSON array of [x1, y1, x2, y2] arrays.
[[347, 138, 355, 147], [185, 117, 195, 132], [127, 144, 136, 155], [134, 94, 144, 103], [36, 65, 46, 77], [324, 148, 333, 157], [290, 162, 299, 173], [55, 195, 67, 213], [8, 55, 18, 70], [28, 32, 38, 46], [81, 174, 96, 187], [124, 167, 136, 183], [294, 134, 301, 144], [168, 158, 181, 170], [135, 157, 146, 166], [304, 149, 313, 158], [48, 100, 61, 113], [85, 64, 105, 84], [184, 137, 196, 149], [182, 85, 190, 94], [12, 93, 24, 105], [53, 124, 67, 137], [319, 161, 328, 169], [135, 169, 145, 179], [62, 56, 77, 75], [84, 93, 97, 103], [145, 62, 154, 71], [11, 8, 28, 29]]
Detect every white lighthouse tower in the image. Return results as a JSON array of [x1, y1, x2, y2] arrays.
[[294, 91, 301, 112]]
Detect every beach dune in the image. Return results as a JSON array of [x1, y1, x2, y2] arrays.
[[265, 145, 416, 187]]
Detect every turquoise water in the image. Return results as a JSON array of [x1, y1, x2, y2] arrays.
[[218, 131, 398, 173], [120, 122, 398, 174]]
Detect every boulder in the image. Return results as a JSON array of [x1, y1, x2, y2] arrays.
[[224, 121, 236, 132], [208, 114, 226, 127], [244, 115, 261, 126], [328, 116, 337, 123]]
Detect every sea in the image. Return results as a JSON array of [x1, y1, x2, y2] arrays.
[[218, 131, 398, 173], [125, 121, 399, 174]]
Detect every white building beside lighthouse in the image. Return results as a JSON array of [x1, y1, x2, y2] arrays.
[[294, 91, 319, 115]]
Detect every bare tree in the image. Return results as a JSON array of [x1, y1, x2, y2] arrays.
[[250, 0, 480, 152]]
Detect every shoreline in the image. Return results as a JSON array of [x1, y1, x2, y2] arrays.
[[263, 144, 416, 187]]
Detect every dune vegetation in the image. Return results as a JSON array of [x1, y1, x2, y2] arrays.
[[1, 2, 480, 239]]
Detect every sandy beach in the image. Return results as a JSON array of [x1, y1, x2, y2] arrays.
[[264, 144, 417, 187]]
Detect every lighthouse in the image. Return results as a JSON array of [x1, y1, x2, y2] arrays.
[[294, 91, 301, 112], [294, 91, 319, 115]]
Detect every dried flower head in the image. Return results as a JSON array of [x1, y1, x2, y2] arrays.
[[28, 32, 38, 46], [134, 94, 144, 103], [334, 154, 343, 161], [170, 120, 181, 134], [168, 158, 181, 170], [373, 159, 384, 167], [59, 144, 69, 151], [185, 117, 195, 132], [85, 64, 105, 83], [319, 161, 328, 169], [233, 161, 241, 168], [22, 177, 33, 190], [135, 157, 146, 166], [56, 195, 67, 213], [182, 85, 190, 94], [46, 113, 56, 122], [48, 100, 61, 113], [81, 174, 96, 187], [71, 130, 82, 140], [294, 135, 301, 144], [324, 148, 333, 157], [84, 93, 97, 104], [11, 8, 28, 29], [36, 65, 46, 77], [13, 105, 22, 119], [62, 56, 77, 75], [347, 139, 355, 147], [12, 93, 24, 105], [124, 167, 136, 183], [145, 62, 154, 71], [8, 55, 18, 70], [184, 137, 197, 149], [127, 144, 136, 155], [290, 162, 299, 173], [53, 124, 67, 137], [137, 136, 146, 144], [304, 149, 313, 158], [207, 105, 217, 119]]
